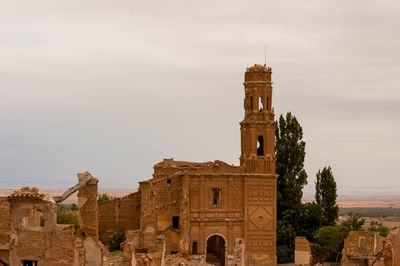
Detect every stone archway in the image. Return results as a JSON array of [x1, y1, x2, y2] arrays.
[[205, 234, 227, 266]]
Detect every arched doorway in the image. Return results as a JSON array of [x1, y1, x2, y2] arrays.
[[206, 234, 226, 266]]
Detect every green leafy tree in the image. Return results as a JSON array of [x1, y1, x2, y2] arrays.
[[276, 220, 297, 263], [340, 212, 365, 238], [276, 112, 308, 222], [297, 202, 323, 241], [275, 112, 308, 262], [70, 203, 78, 211], [312, 226, 342, 263], [315, 166, 339, 226], [368, 221, 390, 237], [97, 193, 113, 203]]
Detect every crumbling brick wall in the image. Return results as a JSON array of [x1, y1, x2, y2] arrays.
[[77, 172, 99, 239], [119, 192, 141, 233], [2, 173, 106, 266], [343, 231, 383, 257], [75, 172, 105, 266], [0, 197, 10, 265], [342, 230, 385, 266], [98, 198, 119, 243], [8, 187, 76, 266], [388, 231, 400, 266], [98, 192, 141, 244]]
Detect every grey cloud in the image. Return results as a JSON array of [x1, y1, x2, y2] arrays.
[[0, 0, 399, 197]]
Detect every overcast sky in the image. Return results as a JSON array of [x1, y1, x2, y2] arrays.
[[1, 0, 399, 197]]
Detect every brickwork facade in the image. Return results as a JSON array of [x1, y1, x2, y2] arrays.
[[0, 197, 10, 265], [98, 192, 141, 243], [100, 64, 278, 265], [1, 172, 105, 266]]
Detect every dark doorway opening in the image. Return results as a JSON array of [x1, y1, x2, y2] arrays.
[[22, 260, 39, 266], [192, 241, 198, 255], [206, 235, 226, 266], [172, 216, 179, 229]]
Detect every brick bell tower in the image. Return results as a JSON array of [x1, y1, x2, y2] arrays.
[[240, 64, 276, 174]]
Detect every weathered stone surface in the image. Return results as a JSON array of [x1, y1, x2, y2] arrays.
[[98, 192, 141, 244], [2, 172, 106, 266], [76, 172, 106, 266], [387, 230, 400, 266], [8, 187, 75, 266], [0, 197, 10, 265], [295, 236, 311, 266], [78, 172, 99, 239], [342, 230, 385, 266]]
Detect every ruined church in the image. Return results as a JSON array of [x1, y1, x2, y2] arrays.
[[0, 64, 278, 266], [98, 64, 278, 265]]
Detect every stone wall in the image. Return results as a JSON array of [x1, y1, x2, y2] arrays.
[[295, 236, 311, 266], [8, 187, 76, 266], [388, 231, 400, 266], [0, 197, 10, 265], [342, 230, 385, 266], [76, 172, 105, 266], [98, 192, 141, 244], [98, 198, 119, 243]]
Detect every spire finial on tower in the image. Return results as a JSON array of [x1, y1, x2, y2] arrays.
[[264, 41, 267, 66]]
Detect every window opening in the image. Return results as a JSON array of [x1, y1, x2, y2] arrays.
[[22, 260, 39, 266], [172, 216, 179, 229], [212, 188, 220, 206], [259, 96, 263, 112], [39, 211, 44, 227], [167, 179, 171, 188], [250, 96, 253, 111], [192, 241, 198, 255], [267, 96, 269, 111], [257, 136, 264, 156], [360, 238, 365, 254]]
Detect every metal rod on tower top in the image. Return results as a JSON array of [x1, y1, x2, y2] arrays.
[[264, 41, 267, 66]]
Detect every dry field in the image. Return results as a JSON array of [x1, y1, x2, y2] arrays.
[[303, 198, 400, 208]]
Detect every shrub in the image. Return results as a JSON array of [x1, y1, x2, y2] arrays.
[[98, 193, 113, 203], [312, 226, 342, 263], [57, 204, 78, 230], [109, 232, 126, 251]]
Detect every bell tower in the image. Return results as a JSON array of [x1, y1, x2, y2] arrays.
[[240, 64, 276, 174]]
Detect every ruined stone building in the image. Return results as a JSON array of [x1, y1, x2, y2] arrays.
[[0, 64, 277, 266], [341, 230, 396, 266], [99, 64, 278, 265], [0, 172, 105, 266]]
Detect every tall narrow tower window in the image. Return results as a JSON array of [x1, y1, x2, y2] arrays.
[[250, 96, 253, 111], [212, 188, 220, 206], [267, 96, 270, 111], [257, 136, 264, 156], [259, 96, 263, 112]]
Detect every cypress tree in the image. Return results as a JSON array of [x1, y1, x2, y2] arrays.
[[275, 112, 308, 262], [315, 166, 339, 226]]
